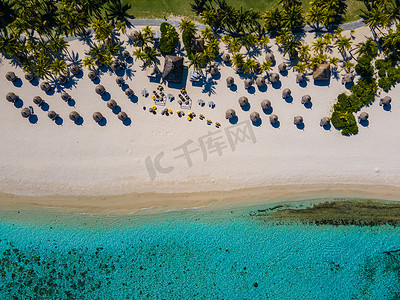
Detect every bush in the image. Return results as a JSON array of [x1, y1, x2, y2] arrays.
[[375, 59, 391, 70], [387, 66, 400, 82], [331, 110, 358, 135], [159, 24, 179, 55], [182, 31, 193, 58], [350, 78, 377, 107], [355, 55, 374, 78], [378, 68, 386, 77], [378, 77, 392, 90], [160, 22, 170, 33]]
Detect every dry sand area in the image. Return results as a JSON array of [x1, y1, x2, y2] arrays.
[[0, 24, 399, 213]]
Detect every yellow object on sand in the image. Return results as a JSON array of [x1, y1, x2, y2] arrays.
[[187, 116, 192, 121], [199, 114, 204, 119], [207, 119, 212, 124], [152, 106, 157, 110], [177, 110, 181, 114], [168, 109, 172, 114]]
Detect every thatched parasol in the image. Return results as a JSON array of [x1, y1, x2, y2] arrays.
[[33, 96, 43, 106], [256, 77, 266, 87], [294, 116, 303, 125], [296, 73, 305, 83], [58, 75, 68, 84], [359, 112, 368, 121], [25, 72, 34, 82], [69, 111, 80, 121], [301, 94, 311, 104], [48, 110, 58, 120], [261, 100, 271, 110], [225, 109, 236, 119], [40, 82, 51, 92], [278, 63, 287, 73], [381, 96, 392, 106], [122, 50, 131, 59], [265, 53, 275, 63], [313, 63, 331, 80], [269, 73, 279, 83], [111, 61, 119, 72], [222, 53, 230, 63], [125, 88, 134, 97], [250, 112, 260, 122], [226, 76, 234, 87], [107, 99, 117, 109], [88, 71, 98, 81], [269, 114, 278, 123], [342, 73, 354, 84], [210, 65, 219, 76], [239, 96, 249, 107], [244, 79, 253, 89], [61, 92, 71, 101], [93, 112, 103, 122], [320, 117, 330, 126], [118, 111, 128, 121], [21, 108, 31, 118], [69, 64, 81, 76], [95, 85, 106, 95], [129, 31, 139, 42], [6, 92, 17, 102], [116, 77, 125, 86], [5, 71, 16, 82], [282, 88, 291, 98]]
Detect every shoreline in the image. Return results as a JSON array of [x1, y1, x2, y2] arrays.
[[1, 183, 400, 216]]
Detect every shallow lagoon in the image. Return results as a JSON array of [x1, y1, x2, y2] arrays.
[[1, 199, 400, 299]]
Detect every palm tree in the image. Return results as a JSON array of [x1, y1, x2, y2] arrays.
[[388, 0, 400, 24], [355, 38, 378, 58], [335, 35, 352, 59], [244, 57, 257, 74], [312, 37, 327, 55], [143, 25, 154, 41], [105, 0, 134, 24], [282, 4, 304, 30], [178, 17, 197, 37], [50, 58, 67, 76], [49, 36, 69, 56], [261, 60, 273, 76], [115, 20, 127, 34], [34, 59, 52, 79], [294, 61, 308, 73], [201, 26, 214, 40], [240, 34, 258, 52], [306, 3, 324, 29], [188, 52, 206, 76], [359, 6, 390, 38], [329, 56, 339, 70], [262, 8, 282, 31], [206, 37, 220, 57], [134, 31, 153, 49], [92, 19, 113, 41], [298, 43, 311, 62], [83, 56, 96, 70], [342, 60, 355, 73], [231, 53, 245, 71], [259, 35, 270, 48], [278, 32, 301, 60], [133, 47, 160, 70], [227, 37, 242, 53]]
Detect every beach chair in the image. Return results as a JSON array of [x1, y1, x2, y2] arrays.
[[198, 99, 205, 106], [208, 101, 215, 108], [167, 93, 174, 102]]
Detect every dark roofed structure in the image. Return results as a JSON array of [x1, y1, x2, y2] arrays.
[[313, 63, 331, 81], [162, 55, 184, 84], [191, 37, 205, 52]]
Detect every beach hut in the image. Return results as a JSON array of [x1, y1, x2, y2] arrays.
[[342, 73, 354, 84], [261, 100, 271, 110], [122, 50, 131, 59], [226, 76, 234, 87], [320, 117, 330, 126], [278, 63, 287, 73], [250, 112, 260, 122], [162, 55, 184, 83], [282, 88, 291, 98], [69, 111, 80, 121], [358, 112, 368, 122], [107, 99, 117, 109], [296, 73, 305, 83], [5, 71, 16, 82], [58, 75, 68, 85], [269, 73, 279, 83], [118, 111, 128, 121], [222, 53, 230, 63], [301, 95, 311, 104], [48, 110, 58, 120], [6, 92, 17, 103], [33, 96, 43, 106], [294, 116, 303, 125], [69, 64, 81, 76], [265, 53, 275, 64], [21, 107, 31, 118], [93, 112, 103, 122], [116, 77, 125, 86], [225, 109, 236, 119], [95, 85, 106, 95], [125, 88, 134, 97], [239, 96, 249, 107], [269, 114, 278, 124], [25, 72, 34, 82], [244, 79, 253, 89], [256, 77, 266, 87], [209, 65, 219, 76], [88, 71, 98, 81], [380, 96, 391, 106], [40, 82, 51, 92], [313, 63, 331, 80], [61, 92, 71, 102]]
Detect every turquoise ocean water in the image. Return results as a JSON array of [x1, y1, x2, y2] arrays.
[[1, 199, 400, 299]]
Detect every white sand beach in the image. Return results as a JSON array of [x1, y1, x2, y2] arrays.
[[0, 24, 400, 213]]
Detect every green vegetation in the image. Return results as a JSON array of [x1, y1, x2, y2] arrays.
[[252, 199, 400, 227], [159, 22, 179, 55]]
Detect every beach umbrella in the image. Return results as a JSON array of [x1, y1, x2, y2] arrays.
[[69, 64, 81, 75], [265, 53, 275, 63], [25, 72, 34, 82], [122, 50, 131, 59], [6, 92, 17, 102], [294, 116, 303, 125], [61, 92, 71, 101], [118, 111, 128, 121], [48, 110, 58, 120], [107, 99, 117, 109], [210, 65, 219, 76], [225, 109, 236, 119], [250, 112, 260, 122], [256, 77, 266, 87], [269, 73, 279, 83], [116, 76, 125, 86], [244, 79, 253, 89], [269, 114, 278, 123], [88, 71, 98, 81], [5, 71, 16, 82], [33, 96, 43, 106], [380, 96, 391, 106], [222, 53, 230, 63], [58, 75, 68, 84], [93, 112, 103, 122], [226, 76, 234, 87], [40, 82, 51, 92], [21, 107, 31, 118], [95, 85, 106, 95], [129, 31, 139, 42], [239, 96, 249, 107], [342, 73, 354, 84], [125, 88, 134, 97], [320, 117, 330, 126], [69, 111, 80, 121], [296, 73, 305, 83], [261, 100, 271, 110], [278, 63, 287, 73], [301, 94, 311, 104], [359, 112, 368, 121], [282, 88, 291, 98]]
